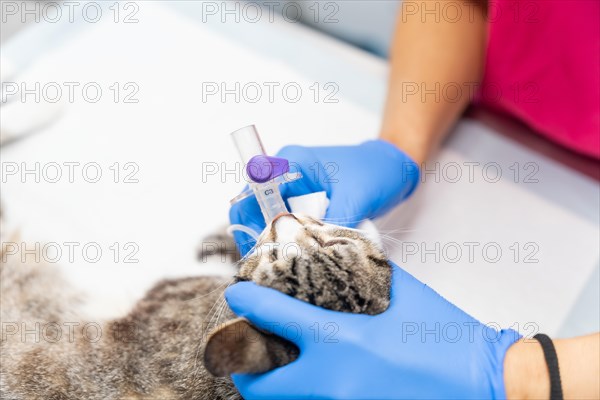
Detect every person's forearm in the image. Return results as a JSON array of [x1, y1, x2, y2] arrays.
[[504, 333, 600, 399], [380, 0, 488, 164]]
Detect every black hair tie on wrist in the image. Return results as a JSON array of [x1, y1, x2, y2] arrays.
[[534, 333, 563, 400]]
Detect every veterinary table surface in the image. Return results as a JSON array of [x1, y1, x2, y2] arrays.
[[1, 1, 598, 337]]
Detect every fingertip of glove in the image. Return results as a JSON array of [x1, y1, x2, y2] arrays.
[[224, 281, 259, 305], [225, 282, 283, 315], [227, 282, 315, 318]]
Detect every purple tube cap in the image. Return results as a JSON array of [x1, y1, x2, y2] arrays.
[[246, 155, 289, 183]]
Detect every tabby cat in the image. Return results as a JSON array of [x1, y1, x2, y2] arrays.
[[1, 213, 391, 399]]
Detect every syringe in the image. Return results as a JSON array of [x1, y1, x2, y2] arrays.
[[229, 125, 301, 224]]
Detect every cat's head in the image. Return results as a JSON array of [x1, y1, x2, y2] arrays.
[[204, 213, 391, 377], [236, 213, 391, 314]]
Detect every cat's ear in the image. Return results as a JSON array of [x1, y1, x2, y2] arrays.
[[204, 318, 298, 377]]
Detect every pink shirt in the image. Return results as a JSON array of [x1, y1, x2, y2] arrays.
[[475, 0, 599, 159]]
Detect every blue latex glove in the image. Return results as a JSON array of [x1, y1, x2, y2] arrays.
[[225, 263, 521, 399], [230, 140, 419, 255]]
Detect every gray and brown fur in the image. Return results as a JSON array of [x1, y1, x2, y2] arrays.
[[1, 213, 391, 399]]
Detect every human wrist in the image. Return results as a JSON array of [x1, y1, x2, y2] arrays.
[[379, 130, 430, 166], [504, 339, 550, 399]]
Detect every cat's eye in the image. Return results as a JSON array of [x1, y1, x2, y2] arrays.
[[234, 275, 251, 282], [306, 216, 324, 226], [324, 239, 351, 247]]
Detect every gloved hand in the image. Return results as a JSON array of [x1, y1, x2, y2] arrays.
[[230, 140, 419, 255], [225, 263, 521, 399]]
